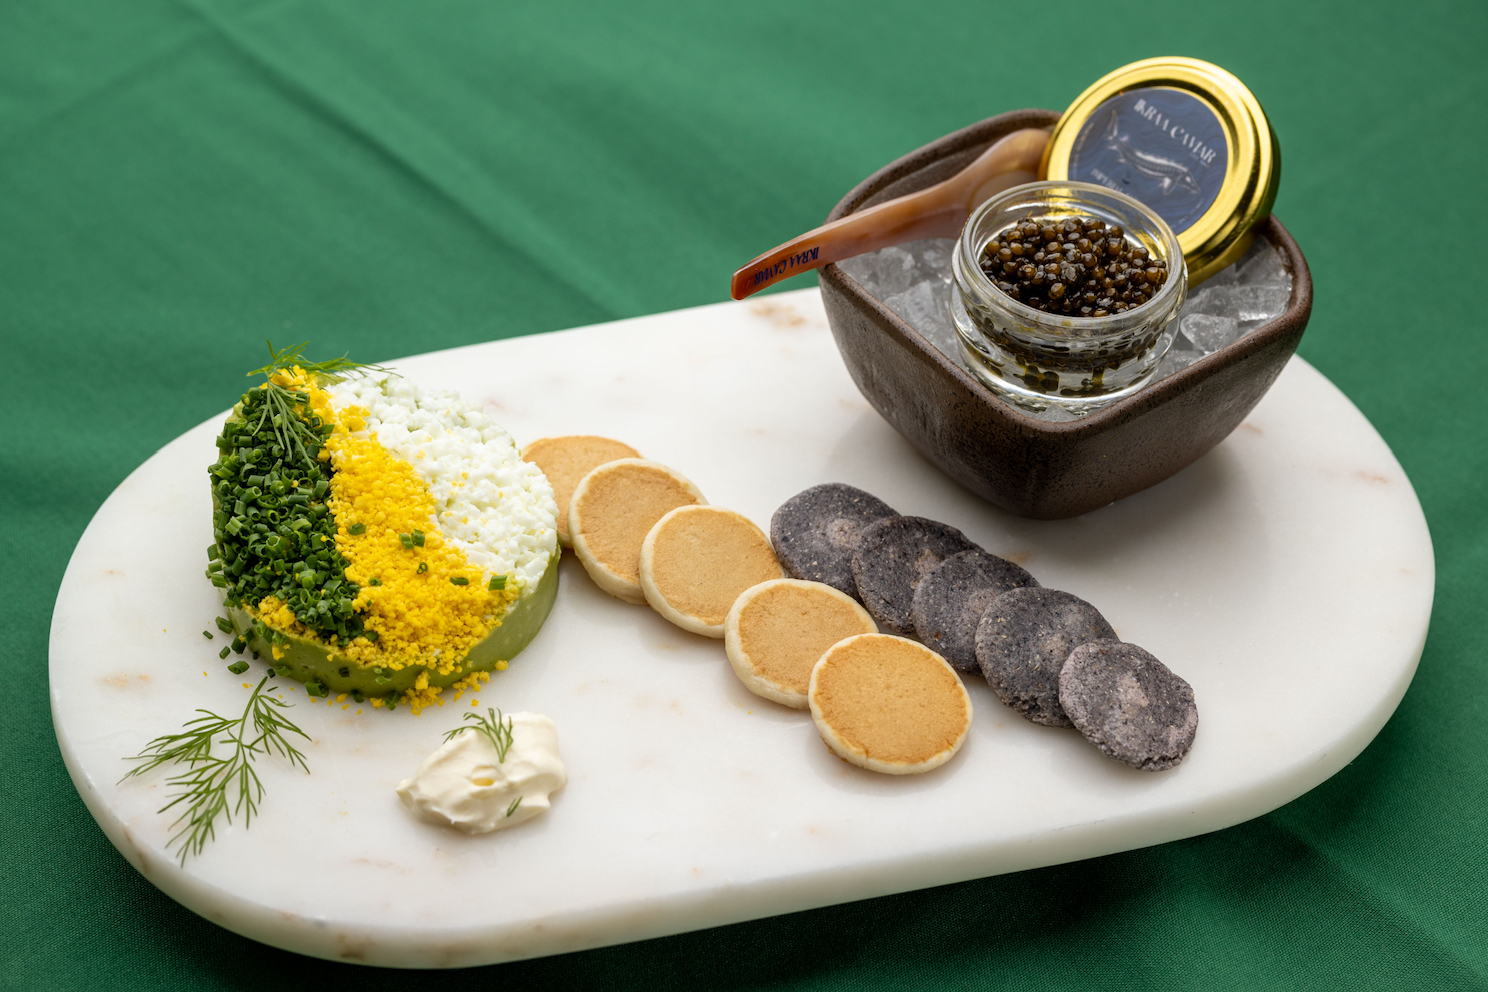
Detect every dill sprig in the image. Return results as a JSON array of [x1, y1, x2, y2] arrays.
[[444, 707, 515, 762], [245, 341, 391, 465], [121, 676, 311, 865], [247, 339, 392, 384]]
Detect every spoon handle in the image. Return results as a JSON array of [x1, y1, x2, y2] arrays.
[[730, 129, 1048, 301]]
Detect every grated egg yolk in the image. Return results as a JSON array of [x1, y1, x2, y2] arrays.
[[249, 368, 521, 713]]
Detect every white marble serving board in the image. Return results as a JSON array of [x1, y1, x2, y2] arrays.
[[51, 288, 1434, 969]]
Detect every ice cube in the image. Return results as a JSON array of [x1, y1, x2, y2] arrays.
[[1189, 233, 1289, 290], [839, 245, 917, 297], [1232, 236, 1270, 266], [1232, 285, 1290, 322], [1181, 313, 1240, 355], [1185, 285, 1289, 323], [1200, 262, 1239, 288], [1024, 402, 1081, 423], [904, 238, 955, 286], [1182, 284, 1227, 317], [884, 280, 956, 356], [1237, 242, 1289, 287], [1154, 345, 1201, 381]]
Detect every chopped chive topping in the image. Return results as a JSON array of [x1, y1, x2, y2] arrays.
[[305, 681, 328, 698], [206, 343, 371, 648], [227, 660, 250, 675], [349, 523, 365, 535], [364, 630, 379, 642], [506, 796, 522, 818], [369, 577, 381, 586], [219, 646, 231, 660], [215, 617, 233, 633], [450, 576, 469, 586], [202, 631, 214, 640], [265, 668, 277, 678], [488, 575, 507, 590], [416, 562, 428, 575], [231, 636, 246, 654], [399, 533, 413, 548], [412, 529, 425, 547], [351, 689, 364, 703]]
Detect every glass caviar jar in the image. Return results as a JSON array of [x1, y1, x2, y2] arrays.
[[950, 181, 1186, 415]]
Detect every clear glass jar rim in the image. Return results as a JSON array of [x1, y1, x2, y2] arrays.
[[955, 180, 1187, 330]]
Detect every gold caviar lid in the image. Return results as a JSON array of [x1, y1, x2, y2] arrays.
[[1042, 57, 1279, 286]]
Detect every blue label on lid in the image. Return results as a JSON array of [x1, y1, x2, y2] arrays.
[[1068, 87, 1228, 235]]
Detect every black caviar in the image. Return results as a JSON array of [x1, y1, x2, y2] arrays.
[[979, 216, 1167, 317], [207, 385, 364, 648]]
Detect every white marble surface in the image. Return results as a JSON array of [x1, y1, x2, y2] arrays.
[[50, 288, 1434, 969]]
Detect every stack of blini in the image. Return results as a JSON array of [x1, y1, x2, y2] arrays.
[[520, 439, 972, 775]]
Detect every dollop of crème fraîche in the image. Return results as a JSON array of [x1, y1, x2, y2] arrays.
[[396, 713, 567, 833]]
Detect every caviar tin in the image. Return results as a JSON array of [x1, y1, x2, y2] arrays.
[[1042, 57, 1279, 286], [818, 108, 1311, 520]]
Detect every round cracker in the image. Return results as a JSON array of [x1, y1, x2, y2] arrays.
[[851, 516, 980, 636], [910, 550, 1039, 673], [725, 579, 878, 708], [975, 587, 1117, 727], [770, 484, 897, 601], [808, 634, 972, 775], [569, 459, 705, 604], [521, 435, 641, 547], [639, 506, 783, 637], [1059, 640, 1197, 771]]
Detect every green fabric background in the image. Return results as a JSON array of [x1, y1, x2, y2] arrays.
[[4, 0, 1485, 987]]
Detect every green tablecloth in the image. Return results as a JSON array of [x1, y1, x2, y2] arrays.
[[5, 1, 1485, 987]]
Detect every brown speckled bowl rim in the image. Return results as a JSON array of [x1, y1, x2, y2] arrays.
[[821, 108, 1313, 439]]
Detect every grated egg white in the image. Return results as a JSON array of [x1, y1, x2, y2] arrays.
[[327, 376, 558, 590]]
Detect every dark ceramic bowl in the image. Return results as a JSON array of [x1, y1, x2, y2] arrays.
[[818, 108, 1313, 520]]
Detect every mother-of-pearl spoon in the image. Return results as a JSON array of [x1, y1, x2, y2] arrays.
[[729, 128, 1049, 301]]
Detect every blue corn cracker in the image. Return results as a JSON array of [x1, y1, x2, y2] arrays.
[[770, 484, 897, 602], [1059, 640, 1197, 771], [975, 587, 1116, 727], [851, 516, 980, 636], [911, 550, 1039, 672]]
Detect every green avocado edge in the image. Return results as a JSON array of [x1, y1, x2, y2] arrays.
[[224, 549, 560, 701]]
